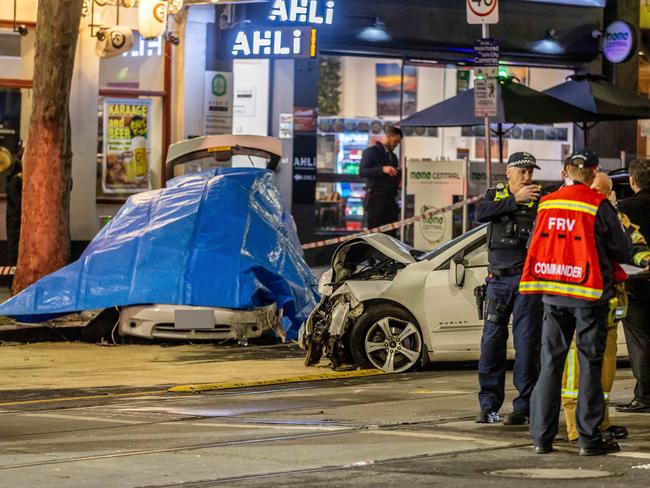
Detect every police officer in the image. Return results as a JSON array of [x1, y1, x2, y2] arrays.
[[475, 152, 543, 425], [359, 126, 402, 232], [521, 150, 633, 456]]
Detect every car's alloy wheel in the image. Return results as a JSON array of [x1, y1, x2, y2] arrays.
[[363, 316, 422, 373]]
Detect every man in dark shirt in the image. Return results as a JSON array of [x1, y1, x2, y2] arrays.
[[359, 126, 402, 231], [616, 159, 650, 413], [474, 152, 543, 425]]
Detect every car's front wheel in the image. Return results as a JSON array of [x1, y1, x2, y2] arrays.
[[349, 303, 423, 373]]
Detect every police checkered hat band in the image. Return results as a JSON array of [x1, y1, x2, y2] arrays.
[[507, 152, 540, 169]]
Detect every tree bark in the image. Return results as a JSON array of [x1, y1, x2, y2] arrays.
[[12, 0, 83, 294]]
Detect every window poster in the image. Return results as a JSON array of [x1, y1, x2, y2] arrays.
[[376, 63, 417, 117], [0, 88, 22, 194], [102, 98, 152, 194]]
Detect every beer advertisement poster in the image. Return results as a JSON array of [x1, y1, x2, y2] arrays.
[[102, 98, 152, 194]]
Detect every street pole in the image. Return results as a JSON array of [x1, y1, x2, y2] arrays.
[[399, 60, 407, 241], [482, 23, 492, 188], [463, 157, 469, 233]]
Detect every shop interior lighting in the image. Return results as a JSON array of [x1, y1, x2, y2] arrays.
[[531, 29, 565, 55], [357, 17, 391, 43]]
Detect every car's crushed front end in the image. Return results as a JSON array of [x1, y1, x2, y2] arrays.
[[299, 234, 420, 369]]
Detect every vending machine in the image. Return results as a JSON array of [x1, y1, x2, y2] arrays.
[[335, 132, 369, 229]]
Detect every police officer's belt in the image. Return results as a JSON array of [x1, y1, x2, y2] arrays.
[[489, 267, 523, 277]]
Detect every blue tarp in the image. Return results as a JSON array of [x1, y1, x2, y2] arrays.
[[0, 168, 318, 340]]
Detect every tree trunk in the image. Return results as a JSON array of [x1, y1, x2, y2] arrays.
[[12, 0, 83, 294]]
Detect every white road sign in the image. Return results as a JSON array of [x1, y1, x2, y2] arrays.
[[467, 0, 499, 25], [474, 78, 498, 117]]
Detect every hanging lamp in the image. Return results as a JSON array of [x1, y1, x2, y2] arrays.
[[138, 0, 168, 38]]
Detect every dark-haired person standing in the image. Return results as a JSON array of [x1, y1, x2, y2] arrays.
[[360, 127, 402, 232], [616, 159, 650, 413]]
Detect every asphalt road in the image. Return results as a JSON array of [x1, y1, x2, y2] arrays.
[[1, 365, 649, 487]]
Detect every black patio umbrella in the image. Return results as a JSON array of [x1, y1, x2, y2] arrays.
[[543, 74, 650, 145], [400, 77, 593, 162]]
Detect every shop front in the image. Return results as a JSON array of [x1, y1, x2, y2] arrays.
[[0, 0, 634, 268], [229, 0, 608, 263]]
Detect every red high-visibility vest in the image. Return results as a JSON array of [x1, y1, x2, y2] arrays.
[[520, 183, 607, 301]]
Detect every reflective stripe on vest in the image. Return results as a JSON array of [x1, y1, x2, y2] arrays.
[[519, 281, 603, 300], [494, 185, 510, 201], [520, 184, 606, 301], [493, 184, 535, 208], [562, 347, 609, 401], [538, 199, 599, 216]]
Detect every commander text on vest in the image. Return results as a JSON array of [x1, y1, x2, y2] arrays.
[[521, 150, 633, 456], [474, 152, 543, 426]]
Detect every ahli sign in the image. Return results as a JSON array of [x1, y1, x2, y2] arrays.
[[269, 0, 335, 25]]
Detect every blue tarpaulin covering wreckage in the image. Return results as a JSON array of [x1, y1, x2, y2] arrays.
[[0, 168, 319, 340]]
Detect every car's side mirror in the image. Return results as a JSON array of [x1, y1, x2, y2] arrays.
[[451, 254, 467, 288]]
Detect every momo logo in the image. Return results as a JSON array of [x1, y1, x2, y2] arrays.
[[420, 205, 445, 243], [605, 31, 629, 41], [110, 31, 126, 49], [153, 2, 168, 23]]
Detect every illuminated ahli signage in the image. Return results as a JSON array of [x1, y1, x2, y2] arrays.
[[231, 27, 317, 59], [269, 0, 335, 25]]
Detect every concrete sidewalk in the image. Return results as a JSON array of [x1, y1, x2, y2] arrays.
[[0, 342, 332, 394]]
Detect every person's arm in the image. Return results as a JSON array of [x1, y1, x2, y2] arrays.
[[620, 213, 650, 266], [597, 201, 633, 264], [475, 189, 517, 223], [359, 146, 383, 179]]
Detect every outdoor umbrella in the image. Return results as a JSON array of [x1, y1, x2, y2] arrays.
[[543, 74, 650, 145], [400, 77, 593, 162]]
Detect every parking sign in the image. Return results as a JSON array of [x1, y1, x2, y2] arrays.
[[466, 0, 499, 25]]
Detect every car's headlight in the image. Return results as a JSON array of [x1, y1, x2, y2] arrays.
[[318, 269, 334, 296]]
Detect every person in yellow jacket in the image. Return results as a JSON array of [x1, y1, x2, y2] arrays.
[[561, 172, 650, 442]]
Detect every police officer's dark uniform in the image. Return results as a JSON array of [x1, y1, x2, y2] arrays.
[[521, 151, 633, 456], [475, 152, 543, 425], [359, 141, 400, 230]]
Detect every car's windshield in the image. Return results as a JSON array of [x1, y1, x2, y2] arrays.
[[416, 224, 488, 261]]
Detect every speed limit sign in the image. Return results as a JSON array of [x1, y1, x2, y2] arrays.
[[467, 0, 499, 24]]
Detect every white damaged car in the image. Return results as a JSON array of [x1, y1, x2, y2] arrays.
[[300, 227, 628, 373]]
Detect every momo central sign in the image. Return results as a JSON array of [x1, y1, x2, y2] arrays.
[[269, 0, 335, 25], [603, 20, 636, 64]]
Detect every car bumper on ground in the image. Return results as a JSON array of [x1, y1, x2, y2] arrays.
[[118, 303, 279, 341]]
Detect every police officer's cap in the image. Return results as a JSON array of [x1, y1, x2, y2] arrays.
[[507, 152, 540, 170], [567, 149, 599, 169]]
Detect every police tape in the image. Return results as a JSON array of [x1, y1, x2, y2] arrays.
[[301, 195, 485, 250]]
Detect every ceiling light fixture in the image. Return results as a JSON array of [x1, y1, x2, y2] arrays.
[[357, 17, 391, 43], [531, 29, 565, 55]]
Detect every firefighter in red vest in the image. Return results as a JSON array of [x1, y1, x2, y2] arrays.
[[561, 171, 650, 443], [520, 150, 633, 456]]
